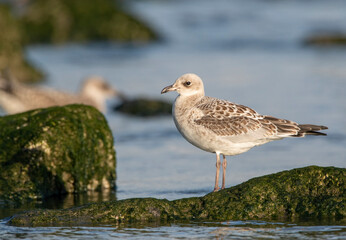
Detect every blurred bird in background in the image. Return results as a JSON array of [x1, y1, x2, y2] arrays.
[[0, 69, 125, 114]]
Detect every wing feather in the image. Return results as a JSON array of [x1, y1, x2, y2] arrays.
[[194, 97, 277, 137], [193, 97, 327, 139], [195, 116, 266, 136]]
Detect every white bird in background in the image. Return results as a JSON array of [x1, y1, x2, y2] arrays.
[[0, 71, 123, 114], [161, 73, 328, 192]]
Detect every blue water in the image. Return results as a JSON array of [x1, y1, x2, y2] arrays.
[[1, 0, 346, 238]]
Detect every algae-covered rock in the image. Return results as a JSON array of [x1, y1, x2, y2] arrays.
[[303, 32, 346, 46], [180, 166, 345, 221], [19, 0, 158, 44], [114, 98, 172, 117], [0, 4, 43, 83], [0, 104, 116, 202], [0, 0, 158, 82], [9, 166, 345, 226]]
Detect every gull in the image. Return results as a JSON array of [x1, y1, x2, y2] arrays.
[[161, 73, 328, 192], [0, 73, 124, 114]]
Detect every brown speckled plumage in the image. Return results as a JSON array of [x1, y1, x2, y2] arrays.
[[161, 73, 328, 192], [194, 96, 326, 138]]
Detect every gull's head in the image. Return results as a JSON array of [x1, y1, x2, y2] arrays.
[[80, 76, 126, 112], [81, 76, 124, 100], [161, 73, 205, 97]]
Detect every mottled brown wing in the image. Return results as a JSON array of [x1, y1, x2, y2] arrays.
[[263, 115, 300, 136], [195, 97, 327, 138], [196, 97, 261, 120], [194, 97, 279, 137], [194, 115, 263, 136]]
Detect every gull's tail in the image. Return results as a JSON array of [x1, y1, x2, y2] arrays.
[[264, 115, 328, 137], [296, 124, 328, 137]]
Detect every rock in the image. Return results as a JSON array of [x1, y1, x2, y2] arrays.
[[0, 4, 43, 83], [0, 104, 116, 203], [303, 32, 346, 46], [114, 98, 172, 117], [9, 166, 345, 226], [0, 0, 159, 83], [19, 0, 158, 44]]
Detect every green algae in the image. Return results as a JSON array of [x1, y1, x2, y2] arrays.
[[9, 166, 345, 226], [0, 104, 116, 202], [185, 166, 345, 222], [0, 4, 43, 83], [19, 0, 158, 44], [0, 0, 158, 83]]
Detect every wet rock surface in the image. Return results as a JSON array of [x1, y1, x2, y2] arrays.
[[0, 104, 116, 203], [114, 98, 172, 117], [0, 4, 43, 83], [19, 0, 158, 44], [9, 166, 345, 226], [303, 32, 346, 46], [0, 0, 158, 83]]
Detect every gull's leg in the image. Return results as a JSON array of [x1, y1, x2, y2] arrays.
[[221, 154, 227, 190], [213, 152, 221, 192]]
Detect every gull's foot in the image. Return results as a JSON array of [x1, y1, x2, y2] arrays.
[[213, 186, 220, 192]]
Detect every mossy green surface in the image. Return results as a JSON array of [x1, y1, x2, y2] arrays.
[[9, 166, 345, 226], [0, 0, 158, 83], [0, 104, 116, 202], [114, 98, 172, 117], [0, 4, 43, 83], [176, 166, 345, 222], [20, 0, 158, 44]]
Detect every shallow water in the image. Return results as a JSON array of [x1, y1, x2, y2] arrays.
[[1, 0, 346, 238], [1, 220, 345, 239]]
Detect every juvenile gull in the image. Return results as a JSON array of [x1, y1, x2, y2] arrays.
[[0, 74, 122, 114], [161, 73, 328, 192]]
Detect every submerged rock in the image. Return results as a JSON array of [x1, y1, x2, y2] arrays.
[[9, 166, 345, 226], [303, 32, 346, 46], [0, 4, 43, 83], [19, 0, 158, 44], [0, 104, 116, 202], [114, 98, 172, 117]]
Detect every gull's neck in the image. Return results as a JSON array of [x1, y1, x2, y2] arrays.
[[80, 90, 105, 112], [175, 92, 204, 112]]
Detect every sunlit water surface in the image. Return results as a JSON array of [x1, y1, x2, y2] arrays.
[[1, 0, 346, 238], [1, 220, 346, 239]]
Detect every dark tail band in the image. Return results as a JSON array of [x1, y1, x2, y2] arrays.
[[296, 124, 328, 137]]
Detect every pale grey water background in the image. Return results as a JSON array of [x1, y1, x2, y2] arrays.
[[1, 0, 346, 238]]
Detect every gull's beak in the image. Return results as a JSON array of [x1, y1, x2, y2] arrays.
[[161, 84, 176, 94]]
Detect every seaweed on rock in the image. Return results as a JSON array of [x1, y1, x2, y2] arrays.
[[0, 104, 116, 202], [9, 166, 345, 226]]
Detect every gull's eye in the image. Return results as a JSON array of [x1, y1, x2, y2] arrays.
[[101, 83, 109, 90], [185, 81, 191, 86]]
